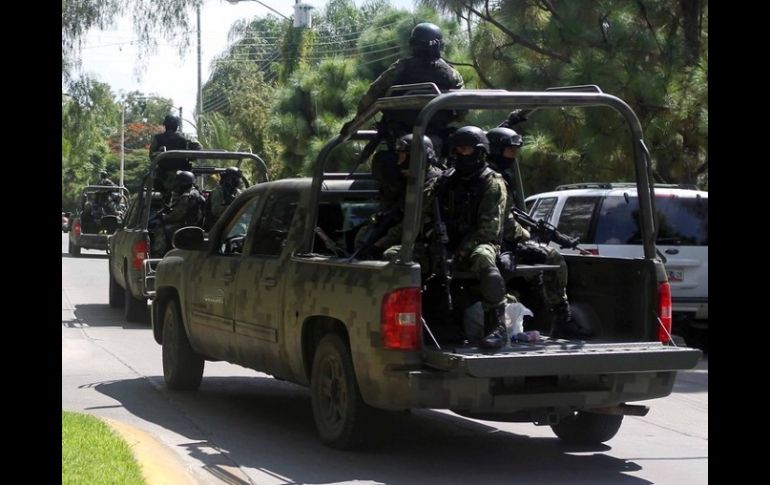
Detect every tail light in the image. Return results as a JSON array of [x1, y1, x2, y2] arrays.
[[584, 248, 599, 255], [657, 281, 672, 343], [72, 219, 81, 238], [131, 239, 149, 270], [381, 287, 422, 350]]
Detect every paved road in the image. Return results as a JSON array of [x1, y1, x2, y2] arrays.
[[62, 234, 708, 484]]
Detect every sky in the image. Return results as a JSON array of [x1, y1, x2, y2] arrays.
[[76, 0, 418, 132]]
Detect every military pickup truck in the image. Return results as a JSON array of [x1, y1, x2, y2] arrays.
[[150, 87, 701, 449], [107, 150, 268, 322], [68, 185, 129, 256]]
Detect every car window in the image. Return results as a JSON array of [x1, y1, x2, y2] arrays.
[[218, 195, 261, 256], [251, 192, 299, 256], [529, 197, 557, 222], [557, 196, 600, 242], [594, 194, 708, 246]]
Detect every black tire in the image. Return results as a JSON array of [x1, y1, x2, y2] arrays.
[[311, 334, 372, 449], [124, 276, 147, 322], [551, 411, 624, 445], [108, 262, 125, 308], [68, 238, 80, 257], [162, 299, 204, 390]]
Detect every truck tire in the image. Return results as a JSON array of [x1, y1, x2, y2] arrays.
[[68, 238, 80, 257], [162, 299, 204, 390], [311, 334, 371, 449], [551, 411, 624, 445], [124, 278, 147, 323], [108, 262, 124, 308]]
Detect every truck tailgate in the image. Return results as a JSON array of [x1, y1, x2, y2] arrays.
[[423, 341, 701, 377]]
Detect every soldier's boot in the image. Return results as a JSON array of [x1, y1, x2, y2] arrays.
[[549, 301, 592, 340], [481, 304, 508, 349]]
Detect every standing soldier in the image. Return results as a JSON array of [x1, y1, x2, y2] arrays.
[[340, 22, 464, 153], [150, 114, 202, 200], [98, 170, 116, 186]]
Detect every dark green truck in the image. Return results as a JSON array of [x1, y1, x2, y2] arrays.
[[107, 150, 268, 322], [150, 88, 702, 449]]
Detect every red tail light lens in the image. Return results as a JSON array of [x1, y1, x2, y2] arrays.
[[73, 220, 81, 238], [585, 248, 599, 255], [381, 287, 422, 350], [131, 240, 149, 270], [657, 281, 672, 343]]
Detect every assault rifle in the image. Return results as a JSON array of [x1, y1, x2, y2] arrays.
[[348, 207, 403, 261], [430, 197, 453, 312], [511, 206, 591, 255]]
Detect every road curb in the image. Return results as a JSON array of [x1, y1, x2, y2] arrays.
[[101, 416, 197, 485]]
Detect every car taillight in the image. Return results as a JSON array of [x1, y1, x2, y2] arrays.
[[131, 240, 149, 270], [73, 220, 81, 238], [381, 287, 422, 350], [657, 281, 672, 343], [585, 248, 599, 255]]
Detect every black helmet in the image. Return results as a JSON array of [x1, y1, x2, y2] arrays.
[[163, 114, 180, 130], [175, 170, 195, 189], [99, 170, 108, 178], [396, 134, 436, 168], [451, 126, 489, 154], [223, 166, 240, 179], [486, 127, 523, 157], [410, 22, 443, 58]]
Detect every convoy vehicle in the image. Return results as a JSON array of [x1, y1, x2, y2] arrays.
[[107, 150, 268, 322], [150, 86, 702, 449], [68, 185, 129, 256], [525, 183, 708, 350]]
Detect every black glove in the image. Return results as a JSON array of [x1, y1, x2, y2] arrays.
[[504, 109, 527, 127]]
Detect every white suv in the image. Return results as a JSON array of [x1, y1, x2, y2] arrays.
[[525, 183, 708, 349]]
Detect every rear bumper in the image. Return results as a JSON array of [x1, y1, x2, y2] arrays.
[[673, 297, 708, 320], [364, 342, 701, 412], [73, 234, 109, 250]]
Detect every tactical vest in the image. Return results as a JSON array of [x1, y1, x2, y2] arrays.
[[381, 57, 461, 133], [436, 166, 497, 251]]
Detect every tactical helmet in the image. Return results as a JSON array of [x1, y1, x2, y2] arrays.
[[175, 170, 195, 189], [486, 127, 523, 157], [395, 133, 436, 167], [163, 114, 180, 130], [223, 166, 240, 179], [451, 126, 490, 154], [409, 22, 443, 58], [99, 170, 108, 178]]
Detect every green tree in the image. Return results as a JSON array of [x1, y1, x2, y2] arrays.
[[418, 0, 708, 190]]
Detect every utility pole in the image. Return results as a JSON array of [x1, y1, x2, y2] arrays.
[[120, 103, 125, 188], [197, 4, 202, 117]]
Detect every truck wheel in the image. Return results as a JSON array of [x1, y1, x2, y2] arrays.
[[124, 279, 147, 323], [162, 299, 204, 390], [311, 334, 371, 449], [551, 411, 624, 445], [68, 238, 80, 257], [108, 262, 124, 308]]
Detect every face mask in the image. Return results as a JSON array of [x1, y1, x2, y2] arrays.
[[490, 154, 515, 172], [454, 152, 482, 176]]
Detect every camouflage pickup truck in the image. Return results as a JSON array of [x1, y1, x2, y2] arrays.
[[107, 150, 268, 322], [151, 87, 701, 449]]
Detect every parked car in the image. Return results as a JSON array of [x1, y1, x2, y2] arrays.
[[525, 183, 708, 350]]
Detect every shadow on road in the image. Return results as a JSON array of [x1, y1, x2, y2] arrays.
[[92, 375, 651, 484], [65, 304, 149, 329]]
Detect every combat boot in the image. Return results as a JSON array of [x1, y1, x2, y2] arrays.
[[549, 302, 592, 339], [481, 304, 509, 349]]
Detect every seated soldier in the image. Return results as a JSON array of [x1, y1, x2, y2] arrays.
[[151, 171, 205, 256]]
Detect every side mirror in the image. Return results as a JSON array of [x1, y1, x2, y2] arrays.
[[172, 226, 205, 251], [101, 215, 121, 233]]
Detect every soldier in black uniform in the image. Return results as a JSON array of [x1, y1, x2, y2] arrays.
[[340, 22, 464, 152], [150, 115, 202, 200]]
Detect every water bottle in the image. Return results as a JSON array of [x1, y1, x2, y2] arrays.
[[512, 330, 541, 343]]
